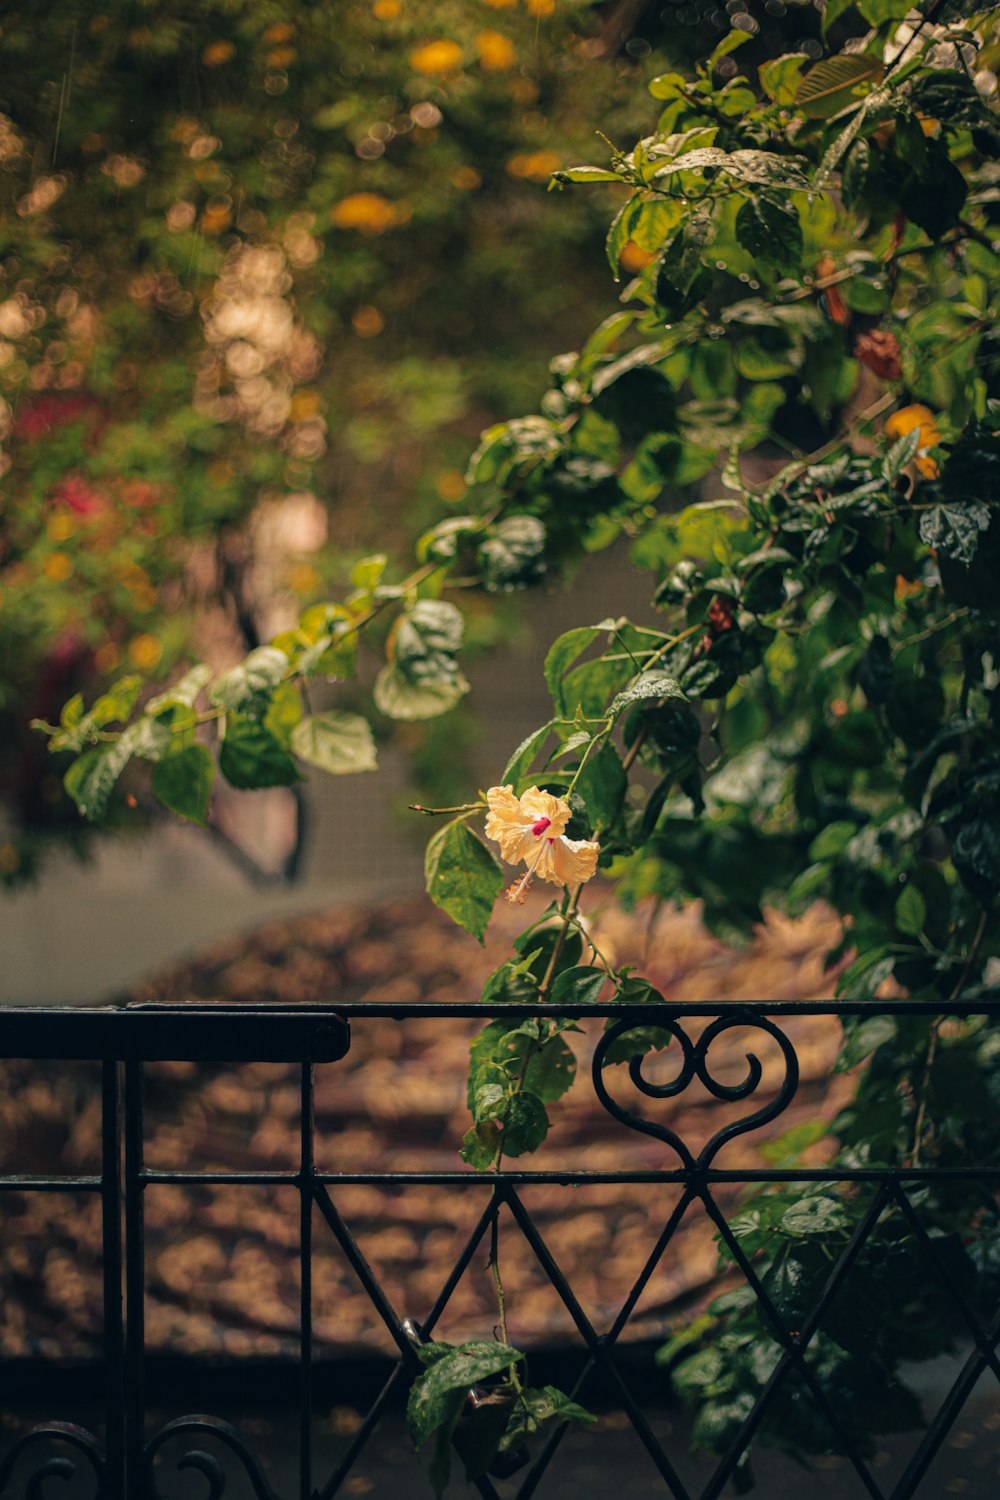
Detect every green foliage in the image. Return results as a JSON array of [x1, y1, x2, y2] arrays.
[[28, 3, 1000, 1487], [425, 818, 503, 945]]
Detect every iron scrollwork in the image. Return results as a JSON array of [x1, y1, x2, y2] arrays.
[[144, 1417, 281, 1500], [592, 1009, 800, 1166], [0, 1423, 105, 1500]]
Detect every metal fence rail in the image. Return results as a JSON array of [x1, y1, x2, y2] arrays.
[[0, 999, 997, 1499]]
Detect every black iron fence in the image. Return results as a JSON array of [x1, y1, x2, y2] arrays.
[[0, 1000, 997, 1499]]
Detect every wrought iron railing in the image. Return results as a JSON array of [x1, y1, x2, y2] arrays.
[[0, 999, 996, 1499]]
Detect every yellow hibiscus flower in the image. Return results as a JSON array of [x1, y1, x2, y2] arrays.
[[485, 785, 600, 902]]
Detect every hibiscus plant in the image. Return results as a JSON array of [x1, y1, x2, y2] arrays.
[[32, 2, 1000, 1492]]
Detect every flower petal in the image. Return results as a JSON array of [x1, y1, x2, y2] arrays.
[[518, 786, 571, 839], [485, 783, 572, 865], [485, 784, 536, 864], [537, 835, 600, 888]]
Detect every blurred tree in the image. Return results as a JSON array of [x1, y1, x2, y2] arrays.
[[0, 0, 659, 881]]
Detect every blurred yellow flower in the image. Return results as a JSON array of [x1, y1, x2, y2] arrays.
[[290, 390, 322, 420], [483, 0, 517, 8], [46, 513, 77, 543], [43, 552, 73, 582], [885, 404, 941, 479], [409, 39, 464, 74], [94, 641, 122, 674], [331, 193, 400, 233], [525, 0, 556, 14], [129, 633, 162, 670], [507, 150, 561, 181], [287, 563, 320, 596], [373, 0, 401, 16], [207, 460, 234, 486], [202, 41, 235, 66], [619, 240, 656, 273], [352, 305, 385, 337], [200, 202, 232, 235], [477, 31, 516, 71], [451, 165, 482, 191], [485, 785, 600, 902], [267, 47, 297, 68], [435, 469, 467, 502], [509, 76, 540, 103], [263, 22, 296, 44]]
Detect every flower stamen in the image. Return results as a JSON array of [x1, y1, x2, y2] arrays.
[[506, 838, 546, 904]]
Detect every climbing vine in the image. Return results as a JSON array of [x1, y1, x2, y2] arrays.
[[33, 2, 1000, 1490]]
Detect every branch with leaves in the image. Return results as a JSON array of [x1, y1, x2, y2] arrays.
[[32, 5, 1000, 1489]]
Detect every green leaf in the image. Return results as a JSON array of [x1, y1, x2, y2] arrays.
[[836, 1014, 898, 1071], [482, 955, 540, 1006], [501, 721, 556, 783], [290, 711, 377, 775], [544, 626, 601, 714], [575, 741, 626, 828], [837, 945, 895, 999], [525, 1035, 577, 1102], [648, 72, 688, 102], [146, 664, 212, 715], [519, 1386, 596, 1426], [653, 149, 808, 190], [425, 818, 504, 942], [503, 1090, 550, 1155], [460, 1121, 501, 1171], [606, 193, 641, 277], [808, 820, 858, 860], [758, 53, 809, 103], [952, 818, 1000, 899], [795, 55, 884, 119], [610, 670, 686, 717], [50, 675, 143, 753], [373, 665, 469, 720], [471, 1082, 507, 1123], [550, 165, 623, 185], [630, 198, 684, 254], [151, 744, 216, 825], [209, 647, 288, 711], [735, 197, 802, 276], [407, 1342, 524, 1450], [550, 965, 609, 1005], [708, 29, 751, 71], [779, 1196, 850, 1236], [858, 0, 913, 22], [393, 600, 465, 683], [920, 503, 991, 567], [895, 883, 926, 937], [350, 552, 387, 591], [264, 680, 303, 747], [478, 515, 547, 591], [219, 713, 301, 789], [821, 0, 858, 32], [64, 740, 133, 820]]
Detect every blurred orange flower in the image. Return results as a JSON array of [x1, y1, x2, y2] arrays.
[[477, 31, 516, 71], [331, 194, 400, 234], [885, 403, 941, 479], [409, 40, 464, 74], [507, 150, 561, 181]]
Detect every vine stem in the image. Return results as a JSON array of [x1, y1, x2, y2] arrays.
[[408, 801, 484, 816], [909, 906, 990, 1166], [539, 885, 583, 1002]]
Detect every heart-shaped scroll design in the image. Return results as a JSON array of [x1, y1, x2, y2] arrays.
[[592, 1009, 799, 1168]]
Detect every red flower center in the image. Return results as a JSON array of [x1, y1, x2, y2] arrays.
[[531, 816, 551, 836]]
